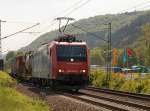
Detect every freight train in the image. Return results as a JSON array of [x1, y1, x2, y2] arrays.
[[11, 34, 90, 91]]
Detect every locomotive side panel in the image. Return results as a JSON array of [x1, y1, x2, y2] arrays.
[[31, 47, 52, 79]]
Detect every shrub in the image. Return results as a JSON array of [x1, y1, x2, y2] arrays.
[[120, 80, 140, 93], [142, 80, 150, 94], [0, 86, 49, 111], [90, 69, 106, 88], [0, 71, 17, 87], [0, 71, 49, 111], [90, 69, 150, 95], [109, 73, 125, 90]]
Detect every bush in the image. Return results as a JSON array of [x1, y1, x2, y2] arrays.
[[120, 80, 140, 93], [90, 69, 106, 88], [91, 69, 150, 94], [0, 86, 49, 111], [0, 71, 17, 87], [141, 74, 150, 94], [109, 73, 125, 90], [0, 71, 49, 111]]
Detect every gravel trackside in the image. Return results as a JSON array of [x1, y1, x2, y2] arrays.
[[16, 84, 110, 111]]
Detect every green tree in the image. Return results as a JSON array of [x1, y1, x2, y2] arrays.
[[142, 24, 150, 66], [135, 24, 150, 67], [5, 51, 15, 61], [90, 48, 105, 65], [5, 51, 16, 72]]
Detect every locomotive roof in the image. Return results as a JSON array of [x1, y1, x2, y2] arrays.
[[54, 41, 87, 45], [37, 41, 87, 51]]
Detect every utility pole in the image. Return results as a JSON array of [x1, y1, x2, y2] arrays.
[[106, 22, 112, 88], [0, 20, 6, 59], [0, 19, 6, 70]]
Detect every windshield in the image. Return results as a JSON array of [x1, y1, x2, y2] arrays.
[[56, 45, 87, 62]]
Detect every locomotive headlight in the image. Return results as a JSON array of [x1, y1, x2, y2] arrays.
[[80, 70, 86, 73], [58, 69, 64, 73], [82, 70, 86, 73], [58, 69, 62, 72]]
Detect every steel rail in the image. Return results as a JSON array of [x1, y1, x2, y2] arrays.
[[80, 90, 150, 111], [61, 92, 129, 111], [87, 86, 150, 101]]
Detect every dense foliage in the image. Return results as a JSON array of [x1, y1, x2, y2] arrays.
[[133, 24, 150, 67], [90, 48, 105, 65], [90, 69, 150, 94]]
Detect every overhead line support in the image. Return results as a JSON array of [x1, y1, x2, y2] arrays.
[[106, 22, 112, 87], [0, 19, 6, 59]]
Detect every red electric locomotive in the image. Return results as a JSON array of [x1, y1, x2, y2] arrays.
[[11, 17, 90, 90], [30, 35, 89, 90]]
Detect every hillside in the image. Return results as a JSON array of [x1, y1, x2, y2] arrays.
[[20, 10, 150, 51]]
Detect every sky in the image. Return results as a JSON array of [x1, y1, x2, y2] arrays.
[[0, 0, 150, 53]]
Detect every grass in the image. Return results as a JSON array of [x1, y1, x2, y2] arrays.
[[0, 71, 17, 87], [0, 71, 49, 111]]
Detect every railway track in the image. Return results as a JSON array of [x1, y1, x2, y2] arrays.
[[21, 82, 150, 111], [62, 92, 128, 111], [87, 86, 150, 101], [59, 87, 150, 111]]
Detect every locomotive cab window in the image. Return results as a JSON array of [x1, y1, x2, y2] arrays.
[[56, 45, 87, 62]]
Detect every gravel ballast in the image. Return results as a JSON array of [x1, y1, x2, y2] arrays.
[[16, 84, 110, 111]]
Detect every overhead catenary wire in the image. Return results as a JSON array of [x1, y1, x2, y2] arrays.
[[32, 0, 92, 37], [0, 0, 88, 26], [0, 0, 92, 43], [40, 0, 150, 33], [35, 0, 91, 33], [2, 23, 40, 40], [42, 0, 91, 27], [71, 24, 108, 42], [35, 20, 57, 35], [4, 0, 150, 45], [68, 1, 150, 43], [3, 0, 150, 40], [63, 0, 92, 17], [41, 0, 92, 24]]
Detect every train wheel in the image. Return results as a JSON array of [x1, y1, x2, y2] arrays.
[[75, 88, 79, 92], [75, 89, 79, 92], [50, 80, 55, 90], [72, 88, 79, 92], [51, 80, 58, 90]]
